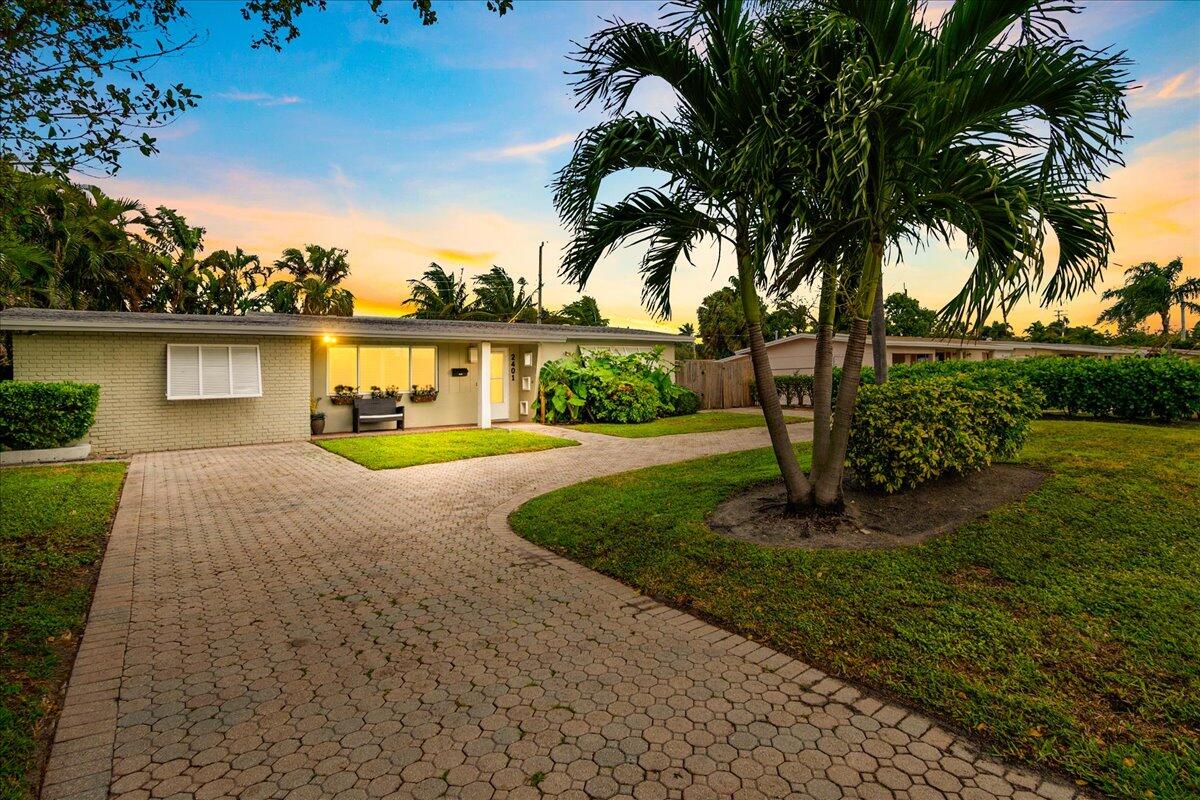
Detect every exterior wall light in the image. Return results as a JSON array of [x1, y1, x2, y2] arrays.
[[468, 345, 478, 363], [322, 335, 337, 344]]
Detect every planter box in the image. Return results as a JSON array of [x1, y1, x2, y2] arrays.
[[1, 443, 92, 465]]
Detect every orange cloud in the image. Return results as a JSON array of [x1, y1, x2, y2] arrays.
[[1130, 69, 1200, 108], [473, 133, 576, 161]]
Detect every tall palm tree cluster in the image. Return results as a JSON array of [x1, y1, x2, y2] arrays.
[[405, 262, 609, 326], [0, 165, 355, 316], [554, 0, 1129, 510], [1097, 258, 1199, 338]]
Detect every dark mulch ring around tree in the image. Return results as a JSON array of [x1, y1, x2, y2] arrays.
[[708, 464, 1049, 550]]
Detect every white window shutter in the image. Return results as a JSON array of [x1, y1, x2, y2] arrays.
[[168, 345, 200, 398], [201, 346, 232, 396], [230, 346, 262, 396]]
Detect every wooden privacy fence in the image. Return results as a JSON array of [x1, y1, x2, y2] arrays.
[[675, 358, 754, 409]]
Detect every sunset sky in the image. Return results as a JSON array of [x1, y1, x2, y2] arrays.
[[97, 0, 1200, 334]]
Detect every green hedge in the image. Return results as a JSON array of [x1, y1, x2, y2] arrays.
[[848, 376, 1043, 492], [758, 356, 1200, 422], [887, 356, 1200, 422], [749, 373, 814, 407], [0, 381, 100, 450]]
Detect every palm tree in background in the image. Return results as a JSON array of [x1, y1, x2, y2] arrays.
[[470, 265, 536, 322], [557, 295, 608, 326], [768, 0, 1129, 507], [553, 0, 814, 506], [267, 245, 354, 316], [1097, 258, 1200, 337], [405, 262, 473, 319], [198, 248, 271, 315], [142, 206, 206, 313]]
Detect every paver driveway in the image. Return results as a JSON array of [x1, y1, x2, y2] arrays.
[[43, 423, 1083, 800]]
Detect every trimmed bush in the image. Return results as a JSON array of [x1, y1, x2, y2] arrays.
[[749, 373, 814, 407], [0, 381, 100, 450], [888, 355, 1200, 421], [847, 376, 1042, 493]]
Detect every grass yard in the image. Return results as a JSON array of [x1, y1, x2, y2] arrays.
[[316, 427, 577, 469], [570, 410, 809, 438], [510, 420, 1200, 800], [1, 462, 126, 800]]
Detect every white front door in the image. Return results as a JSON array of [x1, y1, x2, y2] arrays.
[[489, 348, 509, 420]]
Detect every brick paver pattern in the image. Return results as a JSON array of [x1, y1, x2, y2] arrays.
[[42, 423, 1083, 800]]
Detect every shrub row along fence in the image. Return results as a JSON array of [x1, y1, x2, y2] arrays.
[[0, 381, 100, 451], [754, 355, 1200, 422]]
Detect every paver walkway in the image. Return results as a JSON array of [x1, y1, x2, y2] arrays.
[[43, 423, 1083, 800]]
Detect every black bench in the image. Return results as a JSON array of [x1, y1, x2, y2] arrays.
[[352, 397, 405, 433]]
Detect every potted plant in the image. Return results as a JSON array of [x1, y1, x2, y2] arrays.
[[369, 385, 384, 399], [330, 385, 357, 405], [410, 384, 439, 403], [310, 397, 326, 435], [384, 385, 402, 399]]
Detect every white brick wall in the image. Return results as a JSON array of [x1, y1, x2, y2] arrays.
[[12, 332, 310, 456]]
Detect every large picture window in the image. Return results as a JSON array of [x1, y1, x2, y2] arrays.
[[326, 345, 438, 393], [167, 344, 261, 400]]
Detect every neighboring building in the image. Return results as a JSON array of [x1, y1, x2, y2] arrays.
[[0, 308, 686, 456], [722, 332, 1146, 375]]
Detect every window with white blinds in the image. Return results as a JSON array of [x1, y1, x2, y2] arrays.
[[167, 344, 262, 400]]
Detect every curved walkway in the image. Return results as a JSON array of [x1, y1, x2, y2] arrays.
[[43, 422, 1082, 800]]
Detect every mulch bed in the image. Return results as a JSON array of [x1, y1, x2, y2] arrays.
[[708, 464, 1048, 550]]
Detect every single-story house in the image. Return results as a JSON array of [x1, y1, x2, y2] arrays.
[[721, 332, 1147, 374], [0, 308, 688, 456]]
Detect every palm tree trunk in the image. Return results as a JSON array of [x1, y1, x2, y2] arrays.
[[810, 265, 838, 478], [814, 244, 882, 509], [738, 254, 812, 509], [1161, 310, 1172, 336], [871, 279, 888, 384], [813, 316, 869, 507]]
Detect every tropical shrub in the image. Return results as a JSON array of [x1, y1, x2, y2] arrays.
[[536, 348, 693, 423], [667, 387, 701, 416], [0, 381, 100, 450], [847, 376, 1043, 493], [590, 374, 662, 423]]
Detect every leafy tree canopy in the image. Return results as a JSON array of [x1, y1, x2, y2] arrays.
[[883, 292, 936, 338], [1, 0, 513, 175]]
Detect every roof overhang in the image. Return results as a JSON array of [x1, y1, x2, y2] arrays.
[[0, 309, 691, 346]]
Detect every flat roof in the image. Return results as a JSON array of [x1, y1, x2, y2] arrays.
[[722, 332, 1145, 359], [0, 308, 690, 345]]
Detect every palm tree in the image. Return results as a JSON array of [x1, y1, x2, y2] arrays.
[[268, 245, 354, 316], [0, 166, 157, 311], [558, 295, 608, 327], [770, 0, 1129, 507], [142, 206, 207, 314], [198, 248, 271, 315], [405, 262, 473, 319], [1097, 258, 1200, 337], [470, 265, 536, 322], [554, 0, 814, 506]]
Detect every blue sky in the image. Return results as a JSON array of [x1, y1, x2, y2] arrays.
[[98, 0, 1200, 332]]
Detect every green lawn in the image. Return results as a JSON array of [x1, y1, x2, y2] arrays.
[[570, 410, 809, 438], [316, 427, 577, 469], [510, 420, 1200, 800], [1, 462, 126, 800]]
